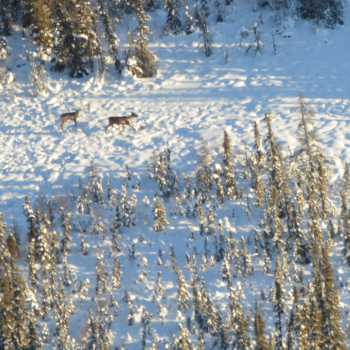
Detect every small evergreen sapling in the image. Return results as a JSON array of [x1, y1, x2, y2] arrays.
[[214, 171, 225, 204], [42, 323, 49, 343], [127, 0, 155, 78], [80, 232, 88, 255], [153, 196, 168, 232], [200, 12, 212, 57], [215, 0, 224, 22], [177, 269, 190, 311], [29, 49, 47, 96], [222, 131, 238, 200], [261, 249, 271, 274], [185, 3, 196, 34], [112, 257, 122, 289], [23, 196, 36, 242], [240, 236, 254, 278], [319, 247, 347, 349], [252, 121, 266, 170], [60, 208, 72, 252], [254, 308, 269, 350], [95, 248, 108, 294], [196, 141, 213, 204], [88, 162, 104, 205], [164, 0, 182, 35]]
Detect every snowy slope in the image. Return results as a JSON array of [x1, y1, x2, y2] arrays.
[[2, 2, 350, 206], [1, 0, 350, 348]]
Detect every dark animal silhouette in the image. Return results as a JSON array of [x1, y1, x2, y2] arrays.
[[60, 109, 80, 130], [105, 112, 139, 133]]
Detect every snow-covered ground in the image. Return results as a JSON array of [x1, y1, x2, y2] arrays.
[[2, 2, 350, 206], [2, 1, 350, 348]]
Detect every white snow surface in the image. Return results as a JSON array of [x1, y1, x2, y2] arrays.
[[1, 9, 350, 205], [2, 1, 350, 349]]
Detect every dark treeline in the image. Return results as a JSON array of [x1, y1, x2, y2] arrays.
[[0, 0, 345, 79]]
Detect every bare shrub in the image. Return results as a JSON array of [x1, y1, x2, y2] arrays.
[[246, 22, 265, 56]]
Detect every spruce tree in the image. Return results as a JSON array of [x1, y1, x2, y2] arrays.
[[215, 0, 224, 22], [97, 0, 121, 73], [61, 209, 72, 252], [27, 238, 39, 293], [0, 212, 10, 270], [174, 324, 192, 350], [152, 271, 165, 302], [200, 12, 212, 57], [266, 185, 285, 253], [319, 247, 347, 350], [272, 278, 286, 350], [342, 215, 350, 266], [308, 208, 323, 251], [291, 202, 311, 264], [296, 294, 310, 350], [232, 302, 252, 350], [156, 143, 176, 198], [222, 131, 238, 199], [252, 121, 266, 170], [294, 182, 306, 216], [23, 0, 53, 50], [240, 236, 254, 278], [0, 0, 13, 36], [340, 162, 350, 232], [298, 0, 343, 28], [200, 0, 209, 17], [88, 162, 104, 205], [262, 249, 271, 274], [215, 173, 225, 204], [118, 178, 132, 227], [154, 196, 168, 231], [308, 296, 323, 350], [156, 151, 167, 195], [41, 323, 49, 343], [55, 278, 71, 350], [164, 0, 182, 35], [296, 95, 329, 219], [95, 248, 108, 295], [263, 113, 292, 221], [83, 309, 98, 349], [53, 0, 100, 77], [176, 269, 190, 311], [51, 0, 69, 71], [196, 141, 213, 204], [218, 310, 232, 349], [253, 164, 266, 207], [72, 0, 100, 77], [254, 309, 270, 350], [27, 318, 43, 350], [0, 258, 31, 350], [23, 196, 37, 242], [128, 0, 155, 77], [112, 256, 122, 289], [184, 3, 196, 34], [286, 285, 299, 350]]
